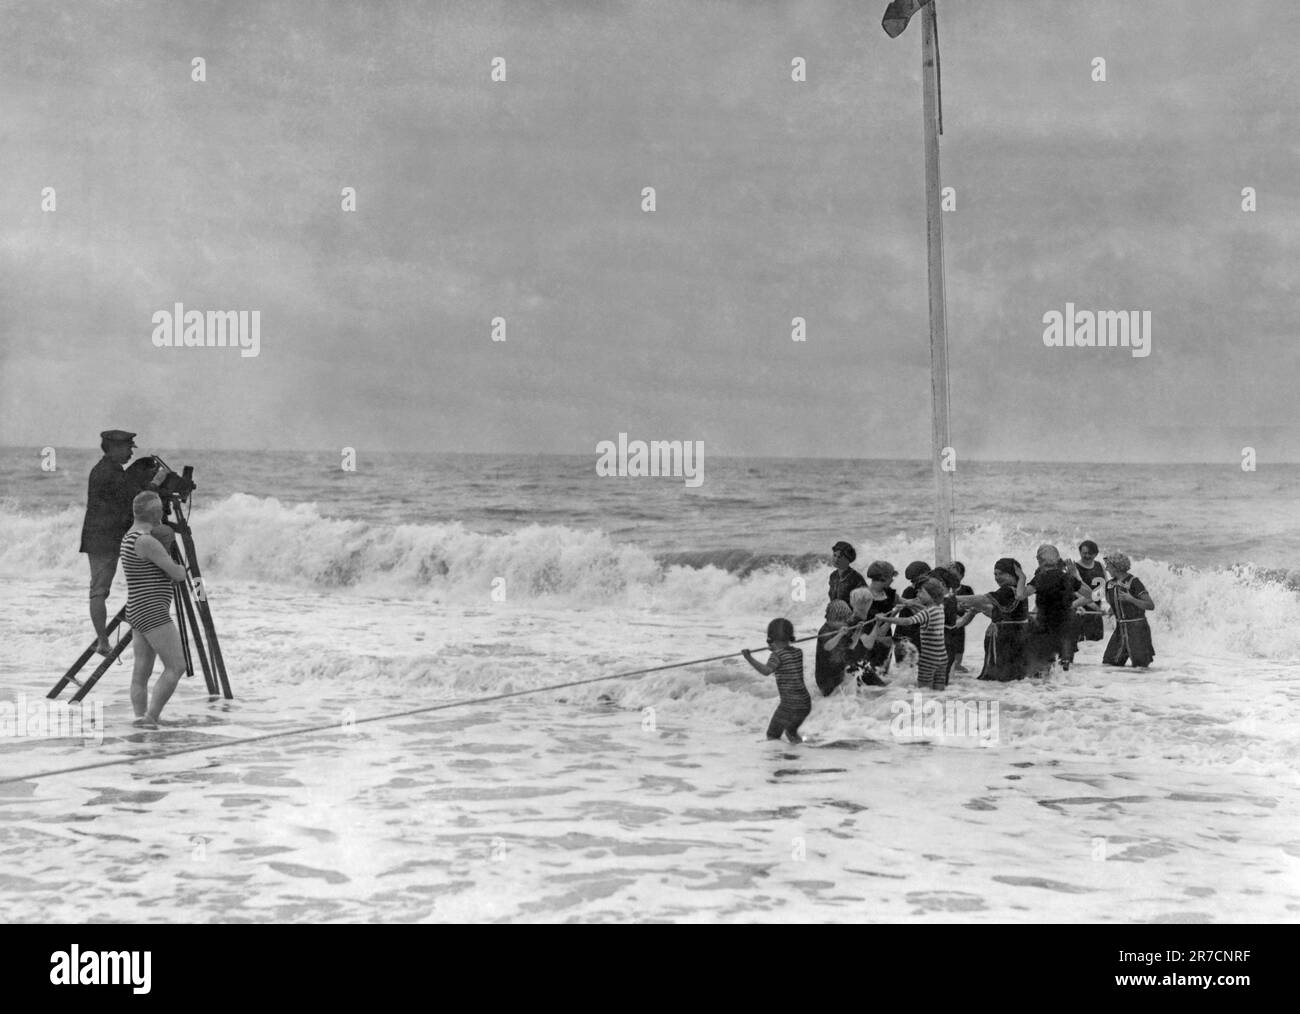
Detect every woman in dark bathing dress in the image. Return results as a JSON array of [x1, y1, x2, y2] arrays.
[[1073, 540, 1107, 643], [815, 599, 854, 695], [956, 558, 1030, 682], [1101, 551, 1155, 668], [1025, 544, 1089, 675], [948, 561, 977, 673]]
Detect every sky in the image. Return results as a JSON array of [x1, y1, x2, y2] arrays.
[[1, 0, 1298, 462]]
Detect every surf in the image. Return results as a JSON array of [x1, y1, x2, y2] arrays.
[[4, 496, 1300, 661]]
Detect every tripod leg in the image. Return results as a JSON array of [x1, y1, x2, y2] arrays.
[[178, 580, 218, 696], [207, 608, 232, 700], [49, 607, 127, 699], [174, 583, 194, 676], [177, 526, 233, 699], [70, 628, 133, 703], [168, 542, 214, 694]]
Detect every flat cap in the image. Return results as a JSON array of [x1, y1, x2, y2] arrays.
[[100, 429, 137, 443]]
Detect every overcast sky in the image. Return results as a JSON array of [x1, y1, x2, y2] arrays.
[[1, 0, 1297, 462]]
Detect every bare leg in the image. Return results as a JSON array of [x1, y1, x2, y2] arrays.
[[91, 597, 110, 654], [88, 554, 117, 655], [142, 622, 186, 721], [130, 633, 157, 717]]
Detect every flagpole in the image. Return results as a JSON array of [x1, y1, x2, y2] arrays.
[[921, 2, 954, 566]]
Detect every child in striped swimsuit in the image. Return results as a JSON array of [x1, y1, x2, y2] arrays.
[[875, 577, 949, 690], [742, 618, 811, 743]]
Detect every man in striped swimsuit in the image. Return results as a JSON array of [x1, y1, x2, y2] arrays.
[[121, 492, 189, 728]]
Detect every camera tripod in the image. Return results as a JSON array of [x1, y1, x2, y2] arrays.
[[48, 476, 232, 702]]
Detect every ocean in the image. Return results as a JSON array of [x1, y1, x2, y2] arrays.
[[1, 448, 1298, 922]]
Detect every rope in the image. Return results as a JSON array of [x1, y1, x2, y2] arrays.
[[4, 631, 830, 788]]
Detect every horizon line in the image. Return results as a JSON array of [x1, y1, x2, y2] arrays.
[[0, 446, 1291, 468]]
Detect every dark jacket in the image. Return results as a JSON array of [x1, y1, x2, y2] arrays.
[[79, 457, 147, 555], [1029, 565, 1081, 629]]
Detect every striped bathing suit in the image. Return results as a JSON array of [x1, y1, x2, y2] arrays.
[[913, 604, 948, 689], [771, 646, 810, 706], [120, 530, 174, 633], [766, 646, 810, 741]]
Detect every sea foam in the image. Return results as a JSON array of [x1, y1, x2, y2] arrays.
[[4, 495, 1300, 661]]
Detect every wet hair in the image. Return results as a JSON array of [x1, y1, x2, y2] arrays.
[[951, 561, 966, 577], [994, 557, 1021, 577], [904, 561, 931, 582], [832, 541, 857, 563], [766, 617, 795, 643], [920, 577, 946, 601], [1078, 540, 1099, 555]]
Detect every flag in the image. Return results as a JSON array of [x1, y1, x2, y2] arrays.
[[882, 0, 934, 38]]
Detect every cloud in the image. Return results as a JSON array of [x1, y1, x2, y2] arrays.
[[1, 0, 1297, 461]]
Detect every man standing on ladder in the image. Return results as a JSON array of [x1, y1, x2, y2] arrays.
[[79, 429, 170, 656]]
